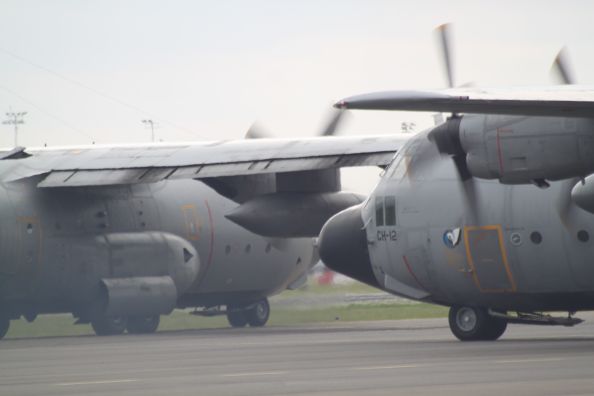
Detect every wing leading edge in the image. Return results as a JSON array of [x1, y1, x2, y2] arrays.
[[336, 87, 594, 117], [11, 135, 406, 188]]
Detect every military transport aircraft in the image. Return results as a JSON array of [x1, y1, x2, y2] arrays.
[[319, 25, 594, 341], [0, 118, 405, 339]]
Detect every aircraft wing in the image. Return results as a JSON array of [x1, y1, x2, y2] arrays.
[[336, 86, 594, 117], [7, 135, 406, 188]]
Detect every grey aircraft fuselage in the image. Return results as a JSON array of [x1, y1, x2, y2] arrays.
[[365, 128, 594, 312], [320, 114, 594, 340], [0, 175, 312, 323]]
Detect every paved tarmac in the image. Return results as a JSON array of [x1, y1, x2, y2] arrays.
[[2, 316, 594, 395]]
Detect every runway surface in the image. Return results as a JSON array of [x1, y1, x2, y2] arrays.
[[2, 316, 594, 395]]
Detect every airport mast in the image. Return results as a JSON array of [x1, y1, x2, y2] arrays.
[[3, 110, 27, 147]]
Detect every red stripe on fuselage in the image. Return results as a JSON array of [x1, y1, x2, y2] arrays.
[[205, 199, 215, 270], [402, 255, 427, 291]]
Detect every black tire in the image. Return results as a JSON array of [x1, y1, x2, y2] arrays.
[[448, 306, 506, 341], [227, 309, 248, 328], [127, 315, 160, 334], [246, 299, 270, 327], [0, 317, 9, 339], [91, 315, 127, 336], [483, 316, 508, 341]]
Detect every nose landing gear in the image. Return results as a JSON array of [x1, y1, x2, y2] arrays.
[[448, 306, 508, 341]]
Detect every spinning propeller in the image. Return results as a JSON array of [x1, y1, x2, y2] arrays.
[[428, 24, 480, 220], [245, 108, 348, 139], [550, 47, 580, 227], [551, 47, 575, 85]]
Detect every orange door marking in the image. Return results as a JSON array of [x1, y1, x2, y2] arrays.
[[463, 225, 517, 293]]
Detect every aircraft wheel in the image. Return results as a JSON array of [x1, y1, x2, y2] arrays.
[[127, 315, 160, 334], [0, 317, 9, 339], [91, 315, 127, 336], [448, 306, 506, 341], [483, 316, 508, 341], [246, 298, 270, 327], [227, 308, 248, 328]]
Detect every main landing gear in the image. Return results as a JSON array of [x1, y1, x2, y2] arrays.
[[91, 315, 128, 336], [226, 298, 270, 328], [448, 306, 585, 341], [91, 314, 161, 336], [127, 315, 160, 334], [448, 306, 507, 341]]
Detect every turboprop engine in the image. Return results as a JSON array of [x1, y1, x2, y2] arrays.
[[80, 232, 200, 317], [430, 115, 594, 185], [226, 191, 364, 238]]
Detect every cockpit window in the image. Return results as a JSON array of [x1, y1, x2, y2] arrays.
[[375, 197, 384, 226], [385, 196, 396, 226], [375, 196, 397, 226]]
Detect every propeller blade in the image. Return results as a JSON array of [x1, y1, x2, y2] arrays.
[[246, 108, 348, 140], [460, 176, 479, 224], [244, 121, 271, 139], [551, 47, 575, 85], [435, 23, 454, 88], [452, 154, 472, 181], [319, 108, 348, 137], [429, 116, 478, 219]]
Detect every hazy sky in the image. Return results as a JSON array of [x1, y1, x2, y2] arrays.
[[0, 0, 594, 146], [0, 1, 593, 190]]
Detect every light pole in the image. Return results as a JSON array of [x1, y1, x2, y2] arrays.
[[400, 122, 416, 134], [142, 119, 156, 143], [3, 110, 27, 146]]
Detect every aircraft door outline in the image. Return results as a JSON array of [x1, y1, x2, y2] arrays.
[[463, 225, 517, 293]]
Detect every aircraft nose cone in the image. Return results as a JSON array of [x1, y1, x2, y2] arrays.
[[571, 176, 594, 214], [318, 205, 380, 288]]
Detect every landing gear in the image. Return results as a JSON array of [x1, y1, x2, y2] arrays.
[[0, 317, 9, 339], [246, 299, 270, 327], [448, 306, 507, 341], [91, 315, 128, 336], [226, 307, 248, 328], [127, 315, 160, 334], [226, 298, 270, 328]]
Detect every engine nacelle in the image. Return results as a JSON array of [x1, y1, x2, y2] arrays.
[[67, 232, 200, 317], [98, 232, 200, 294], [460, 115, 594, 184], [226, 192, 364, 238]]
